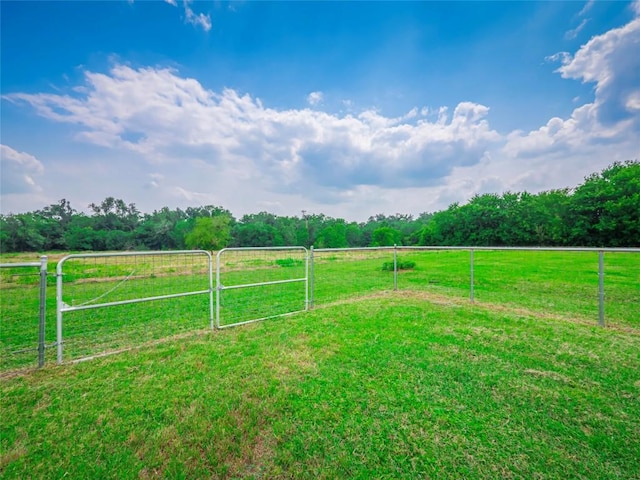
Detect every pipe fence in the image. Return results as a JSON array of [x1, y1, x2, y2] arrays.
[[216, 247, 308, 328], [0, 256, 49, 370], [56, 251, 213, 364], [1, 245, 638, 371], [311, 246, 639, 329]]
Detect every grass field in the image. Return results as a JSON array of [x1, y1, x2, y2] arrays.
[[2, 294, 639, 478], [1, 249, 638, 370], [314, 249, 639, 328]]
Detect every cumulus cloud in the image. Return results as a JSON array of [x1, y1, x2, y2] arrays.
[[3, 9, 638, 219], [4, 64, 500, 199], [557, 18, 640, 126], [307, 91, 323, 106], [0, 144, 44, 194], [505, 14, 640, 159]]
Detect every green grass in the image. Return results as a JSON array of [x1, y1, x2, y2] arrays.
[[1, 250, 310, 369], [314, 249, 639, 327], [2, 295, 639, 478], [1, 249, 638, 370], [0, 271, 213, 370]]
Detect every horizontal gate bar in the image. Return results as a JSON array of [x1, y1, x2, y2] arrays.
[[60, 289, 211, 312], [57, 250, 211, 260], [217, 309, 306, 329], [219, 277, 306, 291], [0, 262, 42, 268]]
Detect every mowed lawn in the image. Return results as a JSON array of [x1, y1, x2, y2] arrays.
[[2, 294, 639, 479], [2, 248, 638, 370]]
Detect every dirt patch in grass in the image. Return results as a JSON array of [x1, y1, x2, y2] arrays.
[[316, 289, 640, 335]]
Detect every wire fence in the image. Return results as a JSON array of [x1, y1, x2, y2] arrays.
[[0, 257, 49, 371], [1, 246, 638, 371], [310, 247, 395, 305], [311, 246, 638, 329], [56, 251, 212, 364], [310, 247, 640, 328], [216, 247, 308, 328]]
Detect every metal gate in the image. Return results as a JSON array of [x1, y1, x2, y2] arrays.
[[0, 256, 48, 370], [216, 247, 308, 328], [56, 250, 213, 363]]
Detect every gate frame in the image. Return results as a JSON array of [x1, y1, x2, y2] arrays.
[[216, 246, 308, 329], [0, 256, 48, 368], [56, 250, 213, 364]]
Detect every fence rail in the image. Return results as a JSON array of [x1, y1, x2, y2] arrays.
[[216, 247, 308, 328], [1, 245, 638, 371], [56, 250, 213, 364], [312, 245, 640, 328], [0, 256, 48, 369]]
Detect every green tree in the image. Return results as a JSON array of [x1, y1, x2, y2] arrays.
[[569, 161, 640, 247], [0, 214, 46, 252], [35, 198, 76, 249], [135, 207, 187, 250], [371, 226, 402, 246], [88, 197, 140, 232], [232, 222, 284, 247], [345, 222, 365, 247], [185, 216, 231, 250], [315, 221, 348, 248]]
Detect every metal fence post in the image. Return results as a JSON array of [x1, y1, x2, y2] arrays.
[[216, 251, 221, 328], [309, 246, 315, 309], [598, 251, 605, 327], [470, 249, 475, 304], [209, 252, 215, 330], [38, 256, 47, 368], [56, 259, 64, 364], [393, 244, 398, 291]]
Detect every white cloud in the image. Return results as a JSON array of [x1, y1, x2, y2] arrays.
[[0, 144, 44, 194], [145, 172, 164, 189], [307, 91, 323, 106], [183, 0, 211, 32], [2, 11, 639, 220], [578, 0, 595, 17], [627, 91, 640, 111], [4, 64, 500, 201], [565, 18, 589, 40], [545, 52, 571, 64], [164, 0, 211, 31], [506, 15, 640, 160]]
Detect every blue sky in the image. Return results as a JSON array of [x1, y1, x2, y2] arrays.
[[2, 1, 639, 220]]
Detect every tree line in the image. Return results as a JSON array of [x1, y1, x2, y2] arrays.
[[1, 161, 638, 253]]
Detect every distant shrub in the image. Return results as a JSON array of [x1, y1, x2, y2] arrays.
[[382, 260, 416, 271], [275, 258, 303, 268]]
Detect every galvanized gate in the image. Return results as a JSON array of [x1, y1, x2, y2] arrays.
[[216, 247, 308, 328], [0, 256, 49, 370], [56, 250, 213, 363]]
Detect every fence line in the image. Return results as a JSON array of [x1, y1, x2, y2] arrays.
[[216, 247, 308, 329], [56, 250, 213, 364], [312, 245, 640, 327], [0, 256, 48, 368], [2, 245, 638, 370]]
